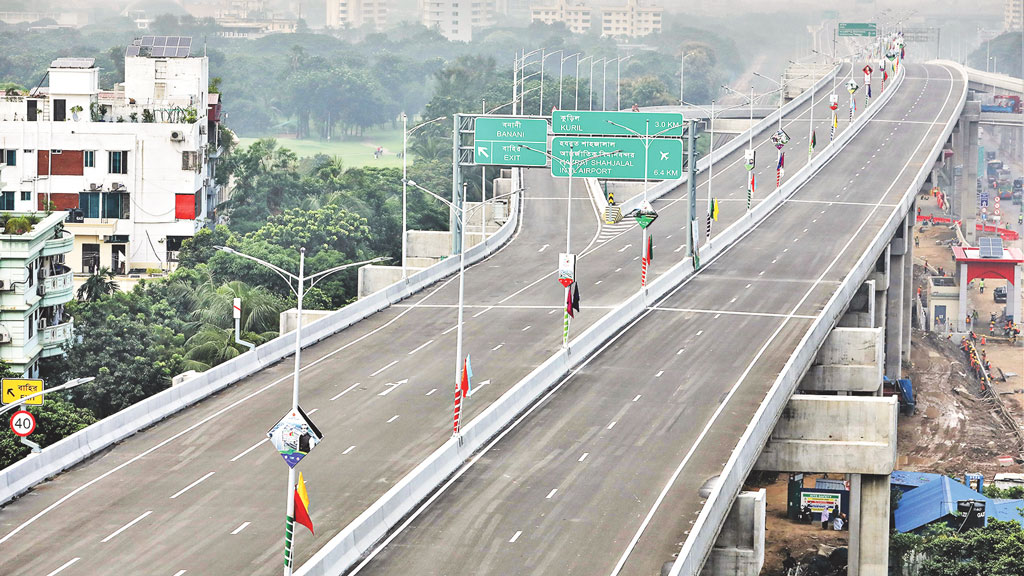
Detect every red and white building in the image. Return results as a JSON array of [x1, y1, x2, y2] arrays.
[[0, 37, 223, 274]]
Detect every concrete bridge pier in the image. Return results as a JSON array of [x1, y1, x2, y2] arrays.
[[884, 215, 909, 378], [901, 201, 915, 367], [960, 98, 981, 245], [837, 280, 876, 329], [872, 248, 889, 331]]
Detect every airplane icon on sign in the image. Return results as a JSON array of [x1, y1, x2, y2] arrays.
[[660, 152, 670, 161]]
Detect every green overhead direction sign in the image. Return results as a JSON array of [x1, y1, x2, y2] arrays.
[[550, 137, 683, 180], [552, 111, 684, 137], [838, 22, 877, 37], [473, 117, 549, 166]]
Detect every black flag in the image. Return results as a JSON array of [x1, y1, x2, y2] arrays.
[[572, 283, 580, 315]]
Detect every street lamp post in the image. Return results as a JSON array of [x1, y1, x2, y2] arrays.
[[559, 53, 580, 111], [216, 247, 386, 576], [590, 58, 605, 111], [753, 72, 789, 188], [616, 56, 631, 111], [577, 55, 592, 111], [518, 144, 621, 345], [680, 50, 699, 105], [402, 114, 447, 279], [540, 50, 562, 115]]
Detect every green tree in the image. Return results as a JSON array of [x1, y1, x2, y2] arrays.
[[76, 267, 120, 301]]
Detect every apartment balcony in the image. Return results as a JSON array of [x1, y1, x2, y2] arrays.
[[39, 266, 74, 305], [41, 316, 74, 357], [42, 230, 74, 257]]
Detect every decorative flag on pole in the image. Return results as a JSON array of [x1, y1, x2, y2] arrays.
[[711, 198, 720, 221], [646, 235, 654, 262], [809, 130, 816, 156], [464, 355, 473, 396], [294, 472, 314, 535], [453, 357, 471, 435], [776, 152, 785, 188], [572, 283, 580, 314], [747, 172, 755, 210], [566, 284, 574, 319]]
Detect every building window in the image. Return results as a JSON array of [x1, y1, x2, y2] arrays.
[[53, 99, 66, 122], [79, 192, 100, 218], [101, 192, 130, 219], [20, 191, 30, 201], [108, 151, 128, 174], [0, 192, 14, 210], [181, 151, 199, 171], [3, 149, 15, 166], [84, 150, 95, 168]]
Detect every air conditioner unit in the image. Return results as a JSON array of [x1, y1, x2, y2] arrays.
[[89, 183, 100, 191], [0, 327, 10, 344], [170, 130, 185, 142], [111, 182, 123, 190]]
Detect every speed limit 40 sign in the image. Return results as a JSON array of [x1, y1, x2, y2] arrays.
[[10, 410, 35, 437]]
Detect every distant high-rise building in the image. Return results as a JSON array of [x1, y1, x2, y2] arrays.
[[419, 0, 493, 42], [327, 0, 389, 30], [1005, 0, 1022, 31], [530, 0, 592, 34], [599, 0, 662, 38]]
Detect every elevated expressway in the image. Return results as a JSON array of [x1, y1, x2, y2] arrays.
[[346, 62, 966, 576], [0, 61, 916, 576]]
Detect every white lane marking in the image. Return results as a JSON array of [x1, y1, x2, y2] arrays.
[[492, 343, 504, 351], [44, 558, 80, 576], [653, 307, 817, 320], [231, 522, 251, 535], [618, 244, 632, 253], [378, 379, 409, 397], [472, 307, 492, 318], [330, 382, 361, 401], [615, 268, 622, 272], [696, 330, 704, 336], [387, 415, 400, 423], [170, 472, 215, 500], [442, 324, 458, 335], [307, 409, 319, 414], [101, 511, 153, 542], [343, 445, 356, 455], [538, 244, 549, 253], [758, 270, 765, 276], [633, 256, 639, 261], [745, 283, 751, 289], [730, 297, 737, 303], [783, 248, 789, 253], [173, 572, 187, 576], [607, 421, 617, 430], [467, 380, 491, 398], [655, 371, 664, 378], [522, 325, 532, 331], [509, 531, 523, 543], [677, 349, 685, 355], [408, 340, 433, 355], [370, 360, 399, 377], [595, 280, 603, 285], [230, 438, 268, 462], [578, 453, 589, 462], [771, 259, 777, 264], [546, 489, 558, 499], [714, 313, 721, 319], [548, 309, 557, 314], [633, 395, 643, 403], [426, 388, 437, 396]]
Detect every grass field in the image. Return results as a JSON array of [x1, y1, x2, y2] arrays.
[[237, 128, 406, 168]]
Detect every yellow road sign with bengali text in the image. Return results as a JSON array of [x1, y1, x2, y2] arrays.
[[2, 378, 44, 406]]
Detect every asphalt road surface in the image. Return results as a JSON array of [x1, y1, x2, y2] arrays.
[[349, 63, 964, 576], [0, 64, 870, 575]]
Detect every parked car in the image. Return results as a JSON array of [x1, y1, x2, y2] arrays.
[[994, 285, 1007, 303]]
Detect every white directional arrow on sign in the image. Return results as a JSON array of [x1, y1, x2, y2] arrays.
[[477, 147, 490, 159], [378, 379, 409, 397], [467, 379, 490, 398]]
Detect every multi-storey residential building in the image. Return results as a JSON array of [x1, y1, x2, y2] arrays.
[[420, 0, 493, 42], [0, 39, 223, 275], [1006, 0, 1023, 31], [600, 0, 662, 38], [530, 0, 592, 34], [0, 211, 75, 377], [327, 0, 389, 30]]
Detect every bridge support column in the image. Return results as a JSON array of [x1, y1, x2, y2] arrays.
[[799, 327, 884, 394], [700, 490, 766, 576], [838, 280, 876, 328], [885, 219, 907, 378], [902, 206, 914, 366], [848, 474, 890, 576], [950, 122, 962, 219], [872, 249, 889, 330], [961, 99, 981, 245]]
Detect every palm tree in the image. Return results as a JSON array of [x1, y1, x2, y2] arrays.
[[184, 280, 284, 334], [76, 268, 119, 301]]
